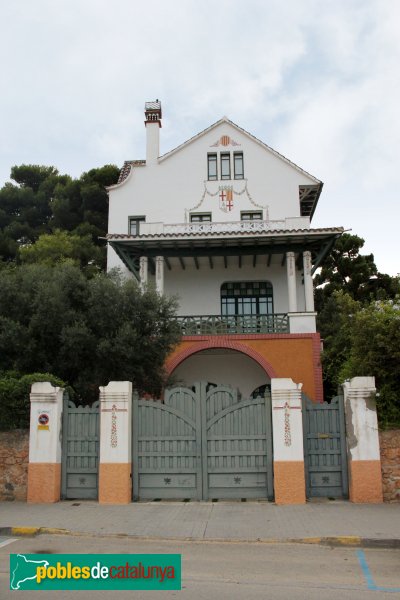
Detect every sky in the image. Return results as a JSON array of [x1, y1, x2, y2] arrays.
[[0, 0, 399, 275]]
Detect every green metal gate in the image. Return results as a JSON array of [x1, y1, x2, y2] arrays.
[[302, 394, 348, 499], [61, 394, 100, 499], [132, 383, 273, 500]]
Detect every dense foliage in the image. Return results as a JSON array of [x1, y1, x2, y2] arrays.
[[0, 372, 67, 431], [0, 263, 181, 405], [315, 234, 400, 425], [0, 163, 119, 269]]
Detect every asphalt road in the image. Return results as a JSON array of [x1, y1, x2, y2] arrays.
[[1, 534, 400, 599]]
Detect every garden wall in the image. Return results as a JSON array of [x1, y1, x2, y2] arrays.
[[0, 430, 29, 501], [0, 428, 399, 502], [379, 429, 400, 502]]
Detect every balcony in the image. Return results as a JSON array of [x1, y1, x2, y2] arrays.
[[175, 313, 289, 335], [139, 217, 311, 237]]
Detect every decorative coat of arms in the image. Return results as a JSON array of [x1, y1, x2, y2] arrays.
[[219, 186, 234, 212]]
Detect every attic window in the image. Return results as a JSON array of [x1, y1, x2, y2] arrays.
[[208, 154, 217, 180], [234, 152, 244, 179], [221, 153, 231, 180]]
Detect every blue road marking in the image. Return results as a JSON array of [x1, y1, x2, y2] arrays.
[[357, 549, 400, 593]]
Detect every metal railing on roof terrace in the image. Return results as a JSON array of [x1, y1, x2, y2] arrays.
[[175, 313, 289, 335]]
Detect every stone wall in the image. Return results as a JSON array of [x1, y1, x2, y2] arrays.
[[0, 430, 29, 501], [379, 429, 400, 502]]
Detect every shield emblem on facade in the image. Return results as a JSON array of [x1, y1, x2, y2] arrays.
[[219, 186, 234, 212]]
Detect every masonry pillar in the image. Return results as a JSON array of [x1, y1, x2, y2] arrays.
[[156, 255, 164, 295], [139, 256, 148, 291], [343, 377, 383, 503], [303, 250, 314, 312], [98, 381, 132, 504], [27, 382, 63, 503], [286, 252, 297, 312], [271, 378, 306, 504]]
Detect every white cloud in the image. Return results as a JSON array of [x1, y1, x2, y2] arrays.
[[0, 0, 399, 273]]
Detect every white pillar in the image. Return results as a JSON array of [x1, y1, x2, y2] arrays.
[[98, 381, 132, 504], [303, 250, 314, 312], [156, 255, 164, 295], [27, 382, 64, 503], [271, 378, 306, 504], [139, 256, 148, 291], [286, 251, 297, 312], [343, 377, 383, 503]]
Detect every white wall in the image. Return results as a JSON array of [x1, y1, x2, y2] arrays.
[[164, 256, 306, 315], [108, 120, 318, 235], [171, 350, 270, 398]]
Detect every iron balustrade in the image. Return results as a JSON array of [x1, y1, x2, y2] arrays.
[[175, 313, 289, 335]]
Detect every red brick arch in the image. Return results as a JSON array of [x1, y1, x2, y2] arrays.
[[166, 338, 277, 379]]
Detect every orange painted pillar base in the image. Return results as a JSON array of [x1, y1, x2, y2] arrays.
[[274, 461, 306, 505], [99, 463, 132, 504], [349, 460, 383, 503], [27, 463, 61, 503]]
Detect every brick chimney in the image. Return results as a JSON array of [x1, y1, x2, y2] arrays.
[[145, 100, 162, 165]]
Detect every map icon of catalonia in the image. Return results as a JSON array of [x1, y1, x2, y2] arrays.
[[10, 554, 49, 590]]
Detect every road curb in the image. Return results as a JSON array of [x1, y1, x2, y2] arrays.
[[1, 527, 400, 548]]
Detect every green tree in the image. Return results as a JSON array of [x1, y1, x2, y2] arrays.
[[0, 263, 180, 402], [339, 299, 400, 427], [19, 229, 103, 273], [0, 163, 120, 266], [314, 234, 377, 310], [315, 233, 399, 401], [318, 291, 361, 398]]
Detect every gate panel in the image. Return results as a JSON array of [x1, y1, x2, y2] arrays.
[[61, 395, 99, 499], [302, 394, 348, 498], [203, 384, 273, 500], [133, 387, 202, 500]]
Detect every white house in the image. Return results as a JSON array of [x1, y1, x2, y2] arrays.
[[106, 101, 343, 401]]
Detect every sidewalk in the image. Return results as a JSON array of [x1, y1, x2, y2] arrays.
[[1, 500, 400, 546]]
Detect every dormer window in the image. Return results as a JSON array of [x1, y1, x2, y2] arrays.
[[220, 153, 231, 180]]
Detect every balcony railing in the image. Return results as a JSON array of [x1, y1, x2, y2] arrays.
[[139, 217, 310, 237], [175, 314, 289, 335]]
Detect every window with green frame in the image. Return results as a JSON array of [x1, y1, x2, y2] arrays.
[[220, 281, 274, 316]]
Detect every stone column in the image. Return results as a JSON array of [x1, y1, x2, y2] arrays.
[[286, 252, 297, 312], [27, 382, 64, 503], [156, 255, 164, 295], [271, 378, 306, 504], [98, 381, 132, 504], [139, 256, 148, 291], [343, 377, 383, 503], [303, 250, 314, 312]]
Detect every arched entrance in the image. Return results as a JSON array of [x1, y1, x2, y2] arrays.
[[170, 348, 270, 398]]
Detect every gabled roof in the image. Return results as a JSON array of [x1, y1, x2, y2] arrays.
[[109, 116, 323, 218], [159, 116, 322, 185]]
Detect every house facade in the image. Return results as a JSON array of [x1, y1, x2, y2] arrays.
[[106, 101, 343, 402], [25, 104, 385, 506]]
